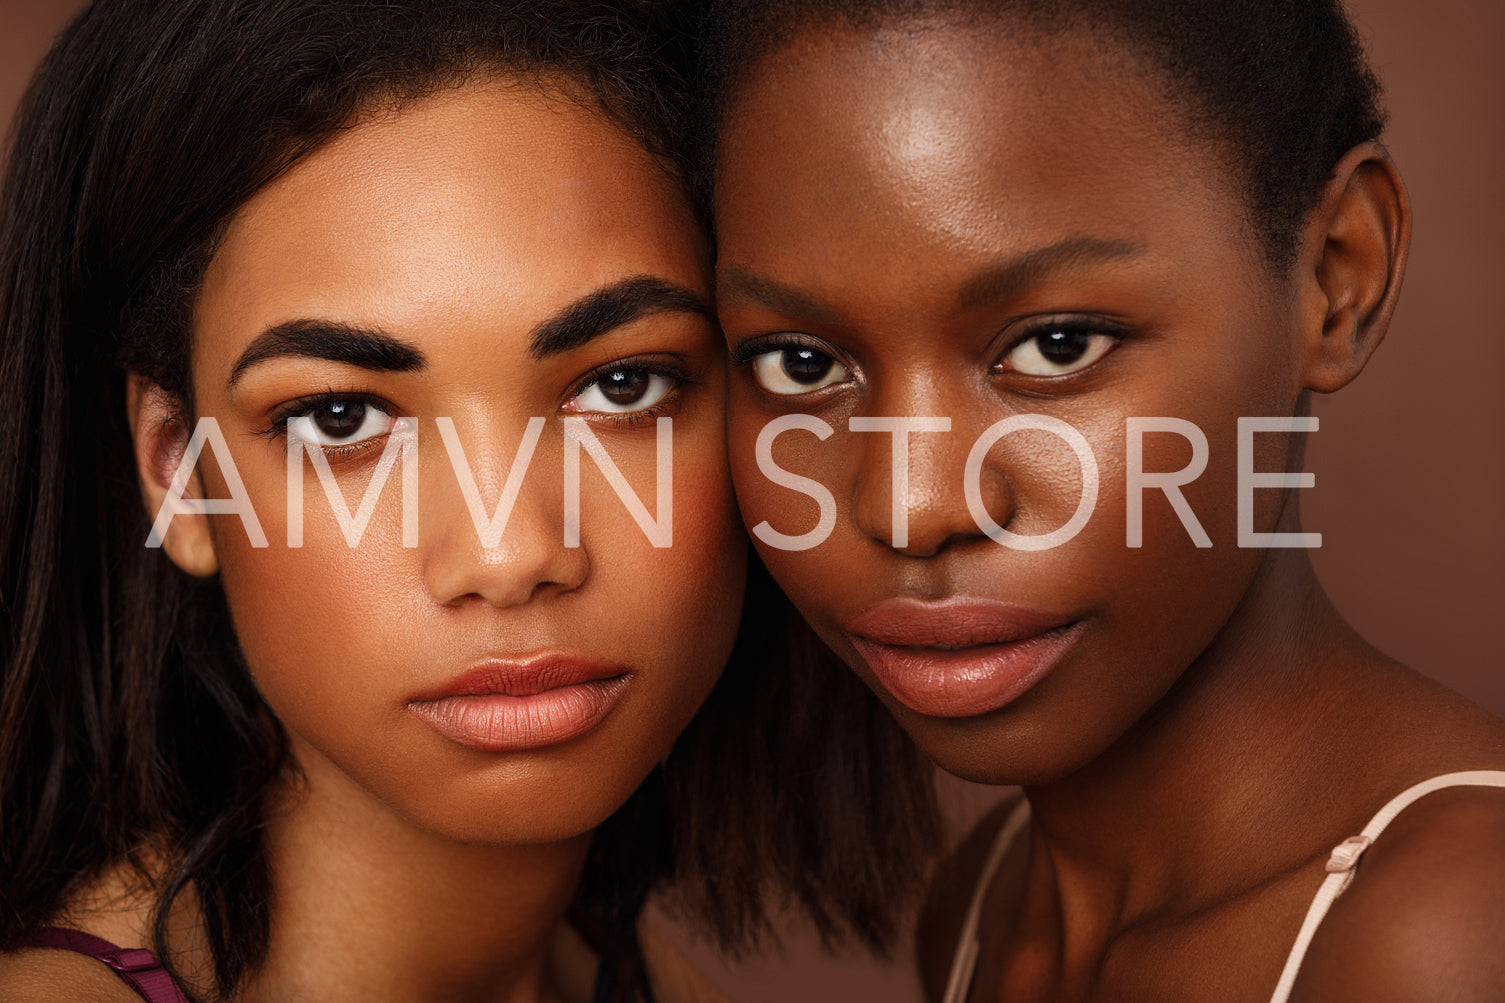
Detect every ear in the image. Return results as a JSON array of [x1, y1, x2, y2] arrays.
[[1294, 141, 1412, 393], [127, 374, 219, 577]]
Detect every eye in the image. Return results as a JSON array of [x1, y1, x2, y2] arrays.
[[570, 366, 675, 414], [286, 398, 395, 447], [750, 346, 850, 395], [999, 328, 1116, 377]]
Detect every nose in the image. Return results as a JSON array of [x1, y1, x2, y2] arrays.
[[849, 409, 1015, 558], [423, 417, 588, 607]]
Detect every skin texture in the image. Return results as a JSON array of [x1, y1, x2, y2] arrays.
[[5, 78, 743, 1003], [714, 19, 1505, 1003]]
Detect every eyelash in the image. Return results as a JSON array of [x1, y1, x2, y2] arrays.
[[258, 389, 397, 460], [993, 315, 1128, 380], [565, 355, 694, 427], [729, 333, 838, 369], [257, 355, 692, 457], [729, 316, 1127, 402]]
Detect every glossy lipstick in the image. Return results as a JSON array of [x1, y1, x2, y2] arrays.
[[407, 656, 631, 752], [843, 598, 1081, 718]]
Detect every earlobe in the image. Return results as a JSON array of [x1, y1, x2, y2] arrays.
[[1297, 141, 1412, 394], [127, 374, 219, 577]]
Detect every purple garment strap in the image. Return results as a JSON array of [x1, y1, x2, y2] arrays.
[[21, 927, 189, 1003]]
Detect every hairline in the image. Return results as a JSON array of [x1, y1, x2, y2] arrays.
[[174, 66, 697, 421], [711, 6, 1288, 279]]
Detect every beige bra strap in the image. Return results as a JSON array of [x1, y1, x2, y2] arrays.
[[1268, 770, 1505, 1003], [941, 798, 1032, 1003]]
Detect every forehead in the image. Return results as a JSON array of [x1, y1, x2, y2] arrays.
[[715, 18, 1251, 270], [196, 77, 702, 374]]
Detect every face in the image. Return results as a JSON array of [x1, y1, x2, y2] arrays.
[[715, 22, 1313, 784], [163, 78, 743, 844]]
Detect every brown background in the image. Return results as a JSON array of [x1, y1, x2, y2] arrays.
[[4, 0, 1502, 999]]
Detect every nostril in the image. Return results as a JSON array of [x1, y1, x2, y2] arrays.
[[849, 415, 953, 551], [852, 457, 999, 558], [964, 414, 1098, 552], [963, 465, 1016, 539]]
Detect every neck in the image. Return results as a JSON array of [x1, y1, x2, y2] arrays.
[[238, 742, 592, 1003], [1022, 543, 1388, 930]]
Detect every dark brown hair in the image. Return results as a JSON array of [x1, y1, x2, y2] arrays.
[[0, 1, 939, 998]]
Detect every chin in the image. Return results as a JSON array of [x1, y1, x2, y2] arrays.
[[304, 718, 665, 848], [894, 701, 1117, 789], [396, 761, 655, 847]]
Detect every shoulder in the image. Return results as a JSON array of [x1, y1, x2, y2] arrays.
[[0, 945, 143, 1003], [1290, 782, 1505, 1003], [638, 919, 731, 1003], [916, 794, 1026, 1003]]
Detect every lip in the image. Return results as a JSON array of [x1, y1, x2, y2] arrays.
[[842, 597, 1081, 719], [406, 655, 632, 752]]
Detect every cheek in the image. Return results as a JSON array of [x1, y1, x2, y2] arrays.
[[728, 427, 822, 525], [726, 410, 835, 603], [202, 437, 416, 706], [575, 417, 748, 727], [212, 493, 418, 767], [597, 449, 745, 641], [1013, 334, 1304, 725]]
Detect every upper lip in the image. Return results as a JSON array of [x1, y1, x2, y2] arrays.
[[407, 654, 629, 703], [842, 596, 1074, 648]]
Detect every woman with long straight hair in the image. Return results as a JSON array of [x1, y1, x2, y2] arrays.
[[0, 2, 940, 999]]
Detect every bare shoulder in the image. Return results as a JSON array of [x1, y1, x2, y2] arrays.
[[0, 854, 177, 1002], [0, 946, 143, 1002], [638, 918, 731, 1003], [916, 793, 1026, 1003], [1290, 783, 1505, 1003]]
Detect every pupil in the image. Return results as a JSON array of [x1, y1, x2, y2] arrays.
[[1038, 330, 1089, 365], [781, 348, 833, 384], [601, 369, 649, 405], [314, 400, 366, 438]]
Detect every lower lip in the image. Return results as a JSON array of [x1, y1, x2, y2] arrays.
[[407, 676, 631, 752], [849, 625, 1082, 719]]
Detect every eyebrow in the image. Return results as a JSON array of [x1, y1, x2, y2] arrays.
[[528, 275, 711, 360], [715, 267, 844, 326], [228, 320, 427, 386], [717, 237, 1142, 326], [957, 237, 1144, 311]]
